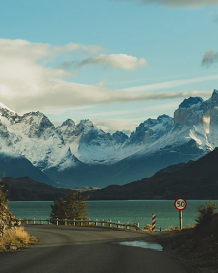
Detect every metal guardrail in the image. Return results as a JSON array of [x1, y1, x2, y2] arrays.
[[19, 218, 140, 230]]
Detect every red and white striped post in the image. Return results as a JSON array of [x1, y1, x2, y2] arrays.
[[152, 213, 156, 231]]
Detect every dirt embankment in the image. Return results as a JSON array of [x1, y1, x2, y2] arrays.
[[151, 215, 218, 273]]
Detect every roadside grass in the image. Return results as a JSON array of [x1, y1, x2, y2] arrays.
[[0, 227, 37, 251], [164, 224, 196, 232]]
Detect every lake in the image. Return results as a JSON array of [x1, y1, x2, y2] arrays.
[[8, 200, 217, 230]]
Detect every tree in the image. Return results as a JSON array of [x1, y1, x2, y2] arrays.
[[195, 200, 217, 226], [50, 192, 90, 225]]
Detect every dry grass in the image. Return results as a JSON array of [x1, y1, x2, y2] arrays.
[[143, 224, 152, 231], [163, 224, 196, 232], [164, 225, 180, 231], [0, 227, 37, 251]]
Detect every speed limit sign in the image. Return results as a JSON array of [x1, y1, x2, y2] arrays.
[[174, 198, 187, 211], [174, 197, 187, 229]]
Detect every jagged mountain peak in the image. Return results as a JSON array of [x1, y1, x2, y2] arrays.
[[74, 119, 97, 135], [79, 119, 94, 127], [129, 114, 174, 145], [112, 131, 128, 143], [212, 89, 218, 97], [21, 111, 54, 127], [56, 147, 82, 171], [142, 115, 173, 127], [61, 119, 75, 128], [22, 111, 47, 119], [112, 130, 128, 137], [0, 102, 15, 114], [144, 118, 156, 125], [16, 111, 55, 139], [157, 114, 173, 122], [0, 102, 17, 123], [179, 97, 203, 110], [157, 114, 170, 119], [207, 89, 218, 107], [174, 89, 218, 129]]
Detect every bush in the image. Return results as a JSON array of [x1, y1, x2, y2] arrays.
[[195, 200, 217, 226], [50, 192, 90, 225]]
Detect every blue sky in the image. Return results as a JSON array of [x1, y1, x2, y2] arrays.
[[0, 0, 218, 133]]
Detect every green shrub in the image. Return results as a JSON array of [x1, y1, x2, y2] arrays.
[[50, 192, 90, 225], [195, 200, 217, 226]]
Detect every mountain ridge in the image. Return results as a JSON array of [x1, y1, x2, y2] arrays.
[[0, 89, 217, 187]]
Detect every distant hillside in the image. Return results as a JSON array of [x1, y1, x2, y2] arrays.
[[90, 148, 218, 200], [0, 177, 75, 201]]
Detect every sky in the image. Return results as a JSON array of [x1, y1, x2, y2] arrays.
[[0, 0, 218, 134]]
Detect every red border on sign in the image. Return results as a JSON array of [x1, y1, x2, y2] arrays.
[[174, 197, 187, 211]]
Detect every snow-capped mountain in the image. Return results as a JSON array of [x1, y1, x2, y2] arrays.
[[0, 90, 218, 187]]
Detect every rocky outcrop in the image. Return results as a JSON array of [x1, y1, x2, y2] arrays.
[[0, 203, 20, 238], [174, 90, 218, 126], [174, 97, 203, 126], [128, 115, 173, 144], [0, 201, 36, 251]]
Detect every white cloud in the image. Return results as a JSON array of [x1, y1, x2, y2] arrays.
[[77, 54, 147, 70], [92, 119, 137, 135], [0, 39, 103, 61], [118, 0, 218, 8], [202, 49, 218, 67], [0, 38, 214, 115], [53, 43, 103, 56], [121, 75, 218, 92]]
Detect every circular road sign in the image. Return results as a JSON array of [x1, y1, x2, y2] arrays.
[[174, 198, 187, 211]]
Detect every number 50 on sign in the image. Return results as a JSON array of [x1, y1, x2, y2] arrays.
[[174, 197, 187, 229], [174, 198, 187, 211]]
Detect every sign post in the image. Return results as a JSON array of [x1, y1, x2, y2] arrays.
[[174, 198, 187, 229]]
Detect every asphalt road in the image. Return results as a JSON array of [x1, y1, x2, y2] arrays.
[[0, 225, 189, 273]]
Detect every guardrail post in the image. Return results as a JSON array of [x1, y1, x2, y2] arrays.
[[21, 218, 138, 230]]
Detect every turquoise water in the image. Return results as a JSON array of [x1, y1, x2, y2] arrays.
[[8, 200, 217, 230]]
